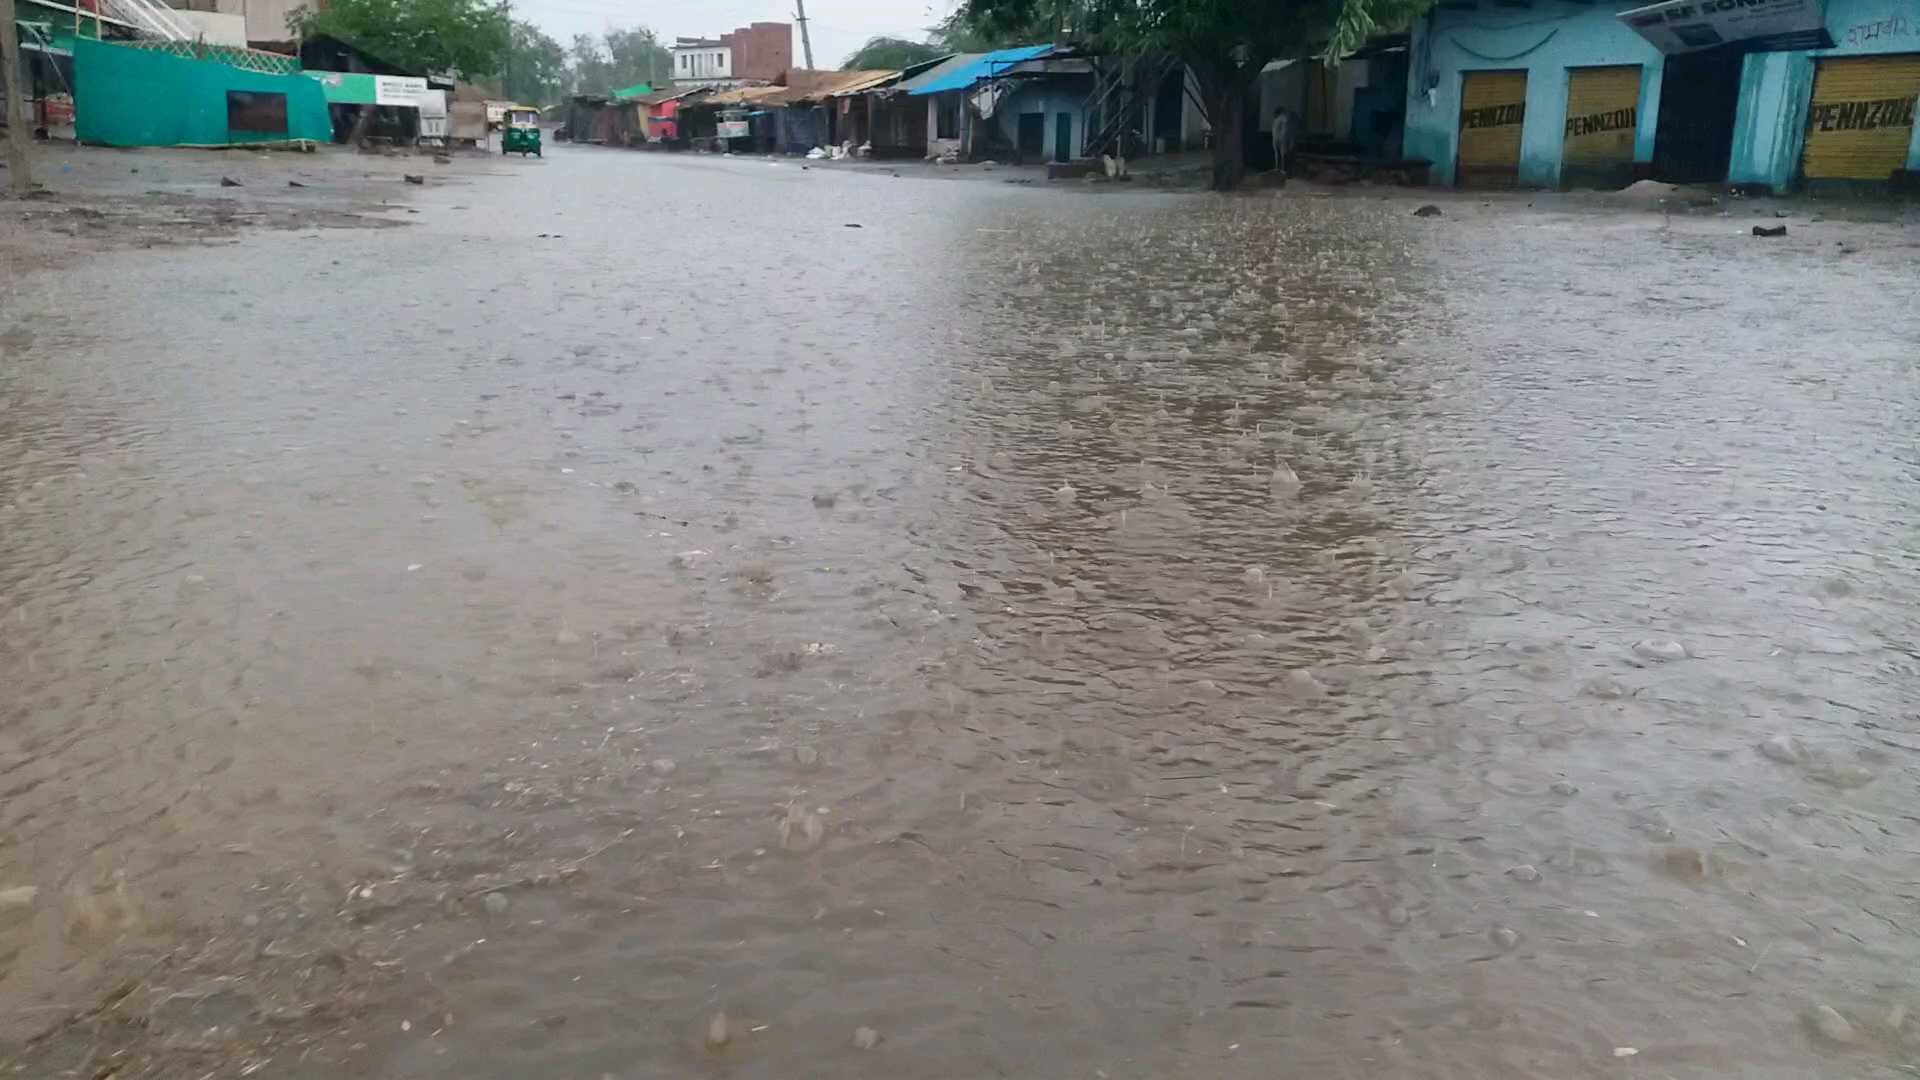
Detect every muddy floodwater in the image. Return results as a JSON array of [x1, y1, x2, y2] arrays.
[[3, 148, 1919, 1079]]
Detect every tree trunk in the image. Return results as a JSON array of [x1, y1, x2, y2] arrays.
[[1, 0, 32, 196], [1205, 81, 1245, 192]]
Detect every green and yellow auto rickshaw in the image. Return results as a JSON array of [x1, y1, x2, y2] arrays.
[[501, 106, 541, 157]]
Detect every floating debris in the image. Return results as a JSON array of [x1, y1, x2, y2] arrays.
[[1807, 1004, 1854, 1044], [1632, 639, 1688, 662]]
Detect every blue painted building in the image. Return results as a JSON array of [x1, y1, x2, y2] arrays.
[[1404, 0, 1920, 191]]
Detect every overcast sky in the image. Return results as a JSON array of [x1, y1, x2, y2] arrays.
[[513, 0, 958, 71]]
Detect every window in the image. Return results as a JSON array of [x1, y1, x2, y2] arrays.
[[680, 54, 688, 70], [227, 90, 288, 135], [937, 94, 959, 139]]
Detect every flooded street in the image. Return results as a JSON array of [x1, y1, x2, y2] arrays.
[[3, 146, 1919, 1078]]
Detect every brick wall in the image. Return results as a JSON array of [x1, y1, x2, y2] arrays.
[[723, 22, 792, 82]]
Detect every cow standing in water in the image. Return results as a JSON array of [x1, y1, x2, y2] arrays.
[[1271, 108, 1296, 180]]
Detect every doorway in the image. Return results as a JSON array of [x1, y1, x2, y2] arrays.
[[1652, 46, 1745, 183], [1016, 112, 1045, 162], [1457, 69, 1528, 188], [1153, 69, 1183, 152], [1054, 112, 1072, 162], [1562, 64, 1642, 189]]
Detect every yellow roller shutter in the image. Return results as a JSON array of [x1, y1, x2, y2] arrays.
[[1459, 70, 1528, 188], [1802, 54, 1920, 180], [1563, 65, 1641, 166]]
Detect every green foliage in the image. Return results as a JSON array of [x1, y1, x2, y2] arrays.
[[289, 0, 509, 78], [841, 36, 946, 70], [956, 0, 1429, 74], [931, 5, 1071, 50], [568, 27, 672, 97], [503, 21, 567, 105], [957, 0, 1433, 188]]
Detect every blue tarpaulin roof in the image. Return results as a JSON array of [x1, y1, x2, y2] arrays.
[[905, 45, 1053, 95]]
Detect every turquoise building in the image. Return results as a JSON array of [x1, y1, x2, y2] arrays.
[[1403, 0, 1920, 191]]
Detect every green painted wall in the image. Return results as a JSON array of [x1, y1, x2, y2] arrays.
[[74, 38, 331, 146]]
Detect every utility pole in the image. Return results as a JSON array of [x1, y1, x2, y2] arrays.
[[500, 0, 511, 100], [1, 0, 31, 196], [792, 0, 814, 70]]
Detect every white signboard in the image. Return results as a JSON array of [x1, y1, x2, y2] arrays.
[[1618, 0, 1832, 53], [374, 75, 433, 108], [718, 120, 750, 138]]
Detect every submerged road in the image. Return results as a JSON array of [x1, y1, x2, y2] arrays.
[[3, 145, 1919, 1078]]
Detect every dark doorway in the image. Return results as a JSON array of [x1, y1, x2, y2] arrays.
[[227, 91, 290, 137], [1652, 46, 1746, 183], [1153, 69, 1183, 152], [1017, 112, 1045, 162], [1054, 112, 1072, 162]]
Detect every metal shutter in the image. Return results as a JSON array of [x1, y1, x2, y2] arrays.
[[1458, 70, 1528, 188], [1802, 54, 1920, 180], [1563, 65, 1641, 167]]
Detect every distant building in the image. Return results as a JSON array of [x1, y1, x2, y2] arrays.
[[670, 22, 791, 89], [171, 0, 310, 54]]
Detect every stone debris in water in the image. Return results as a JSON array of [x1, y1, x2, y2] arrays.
[[777, 802, 825, 852], [1549, 781, 1578, 796], [706, 1010, 731, 1048], [0, 886, 38, 929], [482, 891, 509, 915], [1655, 846, 1709, 883], [1807, 1004, 1854, 1044], [1506, 865, 1541, 883], [1288, 669, 1328, 698], [1054, 482, 1077, 505], [1632, 639, 1688, 662], [1491, 926, 1520, 951], [1758, 735, 1804, 764], [1581, 675, 1627, 700], [853, 1026, 881, 1050], [649, 758, 677, 776]]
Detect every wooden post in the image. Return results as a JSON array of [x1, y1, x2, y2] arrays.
[[1, 0, 30, 196]]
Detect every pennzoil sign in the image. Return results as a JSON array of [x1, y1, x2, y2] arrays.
[[1617, 0, 1834, 53]]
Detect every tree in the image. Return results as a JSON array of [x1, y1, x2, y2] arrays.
[[957, 0, 1431, 191], [503, 20, 567, 105], [841, 36, 945, 70], [567, 27, 672, 96], [931, 5, 1068, 51], [289, 0, 509, 78]]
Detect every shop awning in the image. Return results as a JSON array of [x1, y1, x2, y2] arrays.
[[1617, 0, 1833, 53]]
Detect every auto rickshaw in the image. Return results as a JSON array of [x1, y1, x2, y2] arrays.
[[501, 106, 541, 157]]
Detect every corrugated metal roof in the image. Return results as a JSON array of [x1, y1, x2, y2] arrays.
[[905, 45, 1053, 96], [893, 53, 978, 95], [701, 84, 790, 107], [828, 68, 906, 97], [701, 70, 900, 108]]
